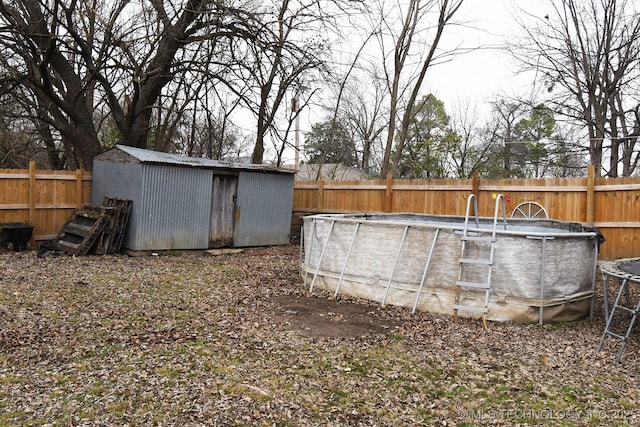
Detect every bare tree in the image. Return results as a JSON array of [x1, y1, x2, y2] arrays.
[[489, 98, 528, 177], [510, 0, 640, 177], [0, 0, 260, 169], [342, 75, 388, 175], [216, 0, 347, 165], [447, 99, 493, 178], [367, 0, 464, 177]]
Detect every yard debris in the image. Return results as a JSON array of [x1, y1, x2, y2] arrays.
[[0, 245, 639, 425], [46, 197, 132, 256]]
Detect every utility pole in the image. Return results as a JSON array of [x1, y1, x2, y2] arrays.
[[292, 95, 300, 170]]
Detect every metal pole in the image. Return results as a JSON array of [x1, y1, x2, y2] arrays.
[[299, 223, 304, 278], [292, 95, 300, 170], [335, 222, 360, 298], [589, 238, 599, 319], [540, 237, 547, 326], [309, 220, 335, 292], [382, 226, 409, 307], [412, 228, 440, 314], [527, 235, 554, 326], [295, 111, 300, 170], [303, 218, 316, 287]]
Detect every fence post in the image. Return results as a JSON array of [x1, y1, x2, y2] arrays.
[[385, 173, 393, 212], [317, 178, 324, 211], [472, 171, 479, 197], [28, 161, 36, 224], [76, 169, 83, 208], [28, 161, 36, 246], [586, 164, 595, 224]]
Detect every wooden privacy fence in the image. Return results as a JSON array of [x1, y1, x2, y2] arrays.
[[293, 166, 639, 261], [1, 163, 639, 260], [0, 162, 92, 243]]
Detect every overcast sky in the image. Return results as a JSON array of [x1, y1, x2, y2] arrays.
[[422, 0, 539, 117], [279, 0, 545, 165]]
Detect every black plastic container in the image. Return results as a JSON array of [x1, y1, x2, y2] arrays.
[[1, 222, 34, 251]]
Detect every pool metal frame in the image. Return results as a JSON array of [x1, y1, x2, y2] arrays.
[[598, 258, 640, 363], [300, 205, 601, 324]]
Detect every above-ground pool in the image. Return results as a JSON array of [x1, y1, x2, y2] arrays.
[[300, 213, 602, 323]]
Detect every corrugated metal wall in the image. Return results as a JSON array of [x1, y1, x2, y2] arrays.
[[91, 160, 143, 206], [92, 148, 295, 251], [91, 160, 143, 248], [233, 171, 294, 246], [92, 161, 213, 251], [135, 164, 212, 250]]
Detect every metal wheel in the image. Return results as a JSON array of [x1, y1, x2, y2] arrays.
[[511, 201, 548, 219]]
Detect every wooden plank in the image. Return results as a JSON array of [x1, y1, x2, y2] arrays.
[[63, 222, 94, 237], [51, 208, 108, 256], [0, 173, 29, 179], [0, 204, 29, 210], [586, 165, 595, 224], [28, 161, 35, 225], [593, 222, 640, 228], [594, 183, 640, 191], [102, 197, 132, 253], [479, 184, 587, 192], [56, 240, 82, 252], [2, 203, 77, 211], [385, 174, 393, 213], [75, 169, 83, 208]]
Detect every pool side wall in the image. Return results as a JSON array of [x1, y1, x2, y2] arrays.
[[301, 214, 597, 323]]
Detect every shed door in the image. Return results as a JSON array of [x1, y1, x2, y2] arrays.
[[209, 175, 237, 248]]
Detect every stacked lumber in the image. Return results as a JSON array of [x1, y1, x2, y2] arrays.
[[100, 197, 132, 253], [51, 198, 132, 256]]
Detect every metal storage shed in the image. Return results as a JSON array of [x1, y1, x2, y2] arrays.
[[91, 145, 296, 251]]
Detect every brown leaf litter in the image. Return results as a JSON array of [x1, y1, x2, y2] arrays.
[[0, 245, 639, 426]]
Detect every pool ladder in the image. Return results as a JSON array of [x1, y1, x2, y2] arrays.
[[452, 194, 506, 329], [597, 275, 640, 363]]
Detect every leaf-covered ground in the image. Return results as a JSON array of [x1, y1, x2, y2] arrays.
[[1, 245, 639, 426]]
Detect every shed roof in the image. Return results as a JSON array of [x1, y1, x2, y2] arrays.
[[96, 145, 296, 174]]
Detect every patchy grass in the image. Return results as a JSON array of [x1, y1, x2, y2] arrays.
[[0, 245, 639, 426]]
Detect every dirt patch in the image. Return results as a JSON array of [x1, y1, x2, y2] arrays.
[[272, 294, 402, 338]]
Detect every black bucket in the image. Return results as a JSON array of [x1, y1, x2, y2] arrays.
[[1, 222, 34, 251]]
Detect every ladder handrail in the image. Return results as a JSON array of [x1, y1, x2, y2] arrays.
[[453, 193, 506, 329], [462, 193, 508, 236], [462, 194, 480, 236], [492, 194, 508, 236]]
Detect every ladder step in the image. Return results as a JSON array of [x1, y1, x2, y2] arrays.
[[459, 258, 493, 265], [453, 304, 489, 314], [456, 280, 491, 289], [613, 305, 638, 315], [461, 235, 496, 243], [604, 330, 626, 341]]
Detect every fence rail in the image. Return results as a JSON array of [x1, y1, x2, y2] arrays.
[[293, 166, 640, 261], [0, 162, 92, 243], [1, 163, 639, 260]]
